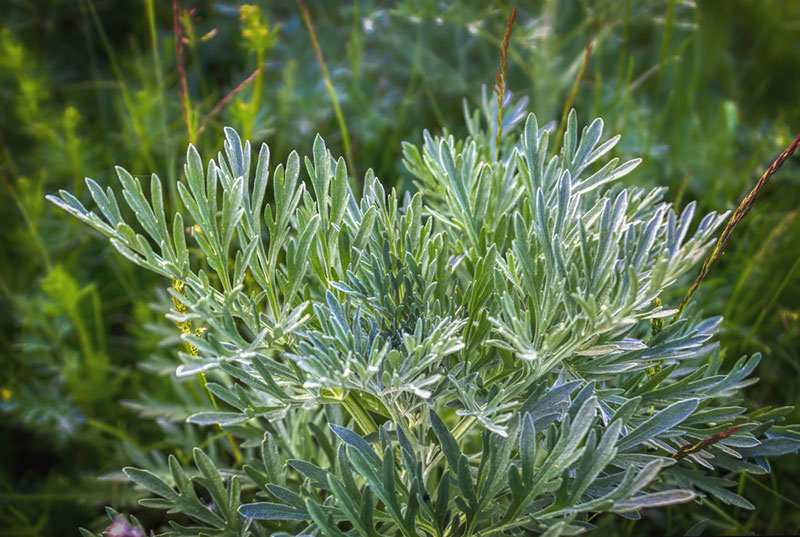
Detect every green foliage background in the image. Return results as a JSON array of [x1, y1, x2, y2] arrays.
[[1, 0, 799, 534]]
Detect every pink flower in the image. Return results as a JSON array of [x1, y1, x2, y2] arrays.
[[104, 517, 144, 537]]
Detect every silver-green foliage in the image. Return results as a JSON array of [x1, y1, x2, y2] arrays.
[[51, 95, 800, 536]]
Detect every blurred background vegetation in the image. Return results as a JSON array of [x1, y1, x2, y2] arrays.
[[1, 0, 799, 535]]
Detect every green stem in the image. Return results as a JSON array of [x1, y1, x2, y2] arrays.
[[743, 254, 800, 348], [244, 48, 265, 140], [658, 0, 676, 82], [199, 371, 243, 465], [745, 472, 800, 508], [85, 0, 156, 169], [385, 400, 423, 454], [703, 498, 740, 529], [553, 38, 593, 157], [86, 418, 139, 447], [90, 285, 107, 355], [0, 172, 52, 271], [342, 394, 378, 435], [474, 513, 536, 537], [298, 0, 356, 177]]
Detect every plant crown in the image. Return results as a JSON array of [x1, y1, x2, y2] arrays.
[[51, 92, 799, 537]]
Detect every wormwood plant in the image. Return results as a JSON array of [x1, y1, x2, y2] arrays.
[[50, 94, 799, 536]]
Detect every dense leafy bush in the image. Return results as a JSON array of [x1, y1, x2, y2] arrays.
[[50, 92, 799, 535]]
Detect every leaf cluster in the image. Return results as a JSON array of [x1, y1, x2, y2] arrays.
[[52, 96, 800, 536]]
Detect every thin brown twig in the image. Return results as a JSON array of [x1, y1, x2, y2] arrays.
[[197, 68, 261, 137], [174, 0, 194, 142], [673, 425, 741, 460], [554, 37, 593, 156], [673, 131, 800, 322], [493, 6, 517, 156]]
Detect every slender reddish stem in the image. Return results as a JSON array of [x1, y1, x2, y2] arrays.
[[197, 68, 261, 137], [174, 0, 193, 142], [673, 132, 800, 322], [493, 6, 517, 156]]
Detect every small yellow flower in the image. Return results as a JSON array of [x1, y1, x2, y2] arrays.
[[238, 4, 279, 53]]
